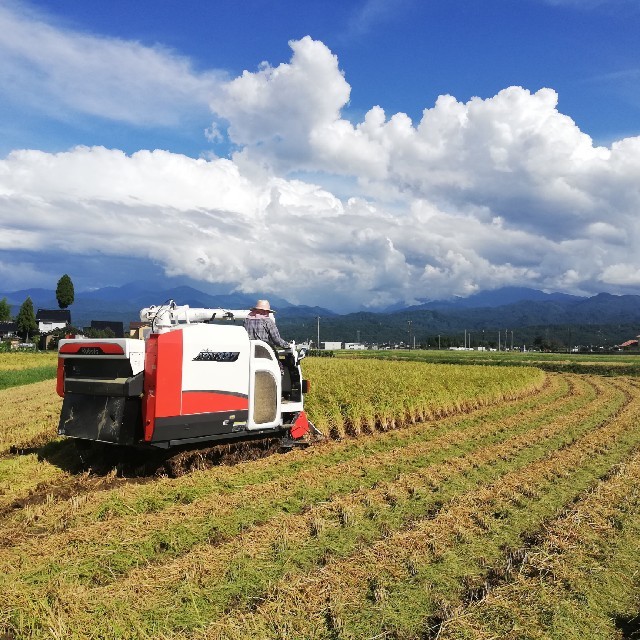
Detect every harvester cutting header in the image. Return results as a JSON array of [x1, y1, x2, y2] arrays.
[[56, 301, 312, 448]]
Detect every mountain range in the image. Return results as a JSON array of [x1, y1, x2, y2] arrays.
[[2, 283, 640, 348], [382, 286, 582, 312], [0, 281, 337, 328]]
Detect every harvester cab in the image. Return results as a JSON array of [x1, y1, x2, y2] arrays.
[[57, 302, 312, 448]]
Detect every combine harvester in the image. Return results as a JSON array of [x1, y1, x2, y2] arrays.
[[56, 302, 313, 449]]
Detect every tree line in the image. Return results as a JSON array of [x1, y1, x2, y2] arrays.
[[1, 274, 74, 342]]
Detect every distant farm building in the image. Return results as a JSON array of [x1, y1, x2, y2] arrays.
[[36, 309, 71, 333], [0, 321, 17, 339]]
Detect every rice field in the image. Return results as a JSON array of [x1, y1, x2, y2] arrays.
[[0, 355, 639, 639], [0, 352, 58, 391], [0, 352, 58, 373], [343, 348, 640, 376]]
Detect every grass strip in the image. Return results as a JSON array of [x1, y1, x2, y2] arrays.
[[2, 377, 622, 638], [0, 365, 58, 391]]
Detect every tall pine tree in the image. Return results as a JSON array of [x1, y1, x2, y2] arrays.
[[56, 274, 74, 309], [16, 297, 37, 341]]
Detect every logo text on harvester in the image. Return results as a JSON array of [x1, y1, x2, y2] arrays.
[[193, 351, 240, 362]]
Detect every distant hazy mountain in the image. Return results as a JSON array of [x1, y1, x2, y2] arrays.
[[0, 287, 60, 309], [0, 282, 335, 328], [281, 290, 640, 346], [384, 286, 583, 312], [277, 305, 337, 319], [2, 283, 640, 346]]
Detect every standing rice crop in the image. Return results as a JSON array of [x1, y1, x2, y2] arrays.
[[0, 352, 57, 372], [303, 358, 545, 438]]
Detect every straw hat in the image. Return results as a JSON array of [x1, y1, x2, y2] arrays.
[[251, 299, 276, 313]]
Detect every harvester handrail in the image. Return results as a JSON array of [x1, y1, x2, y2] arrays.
[[140, 300, 251, 332]]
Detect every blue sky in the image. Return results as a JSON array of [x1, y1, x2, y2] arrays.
[[4, 0, 639, 154], [1, 0, 640, 310]]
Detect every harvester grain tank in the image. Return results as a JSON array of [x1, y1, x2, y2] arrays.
[[56, 302, 312, 448]]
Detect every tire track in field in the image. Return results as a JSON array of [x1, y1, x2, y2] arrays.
[[0, 437, 284, 521], [5, 376, 623, 638], [190, 376, 639, 640]]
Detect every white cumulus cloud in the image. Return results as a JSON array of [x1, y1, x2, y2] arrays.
[[2, 32, 640, 309]]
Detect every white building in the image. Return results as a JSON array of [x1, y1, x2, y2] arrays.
[[36, 309, 71, 333]]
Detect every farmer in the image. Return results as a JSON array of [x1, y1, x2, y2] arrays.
[[244, 299, 290, 350]]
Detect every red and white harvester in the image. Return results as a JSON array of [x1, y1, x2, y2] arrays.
[[56, 302, 312, 448]]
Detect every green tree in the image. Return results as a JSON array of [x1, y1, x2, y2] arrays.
[[0, 297, 11, 322], [84, 327, 115, 339], [16, 296, 38, 342], [45, 325, 81, 350], [56, 274, 75, 309]]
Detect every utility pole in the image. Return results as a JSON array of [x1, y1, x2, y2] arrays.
[[357, 329, 360, 344], [498, 330, 501, 351], [407, 320, 412, 349], [316, 316, 320, 350], [438, 334, 441, 350]]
